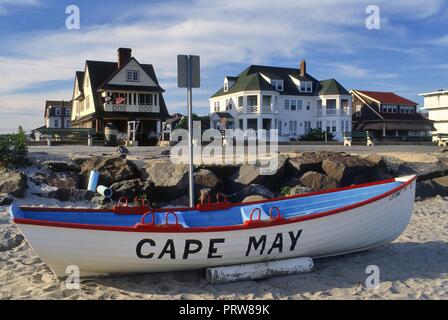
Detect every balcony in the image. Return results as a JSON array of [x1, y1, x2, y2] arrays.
[[104, 103, 160, 113], [316, 108, 350, 117], [236, 105, 276, 114]]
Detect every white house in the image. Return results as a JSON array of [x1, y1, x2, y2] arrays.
[[420, 89, 448, 139], [44, 100, 72, 129], [209, 60, 352, 141]]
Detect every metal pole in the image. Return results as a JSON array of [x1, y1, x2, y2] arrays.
[[187, 56, 195, 207]]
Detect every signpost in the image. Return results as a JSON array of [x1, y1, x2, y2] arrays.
[[178, 55, 200, 207]]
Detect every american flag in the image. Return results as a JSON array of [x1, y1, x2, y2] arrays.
[[115, 96, 126, 105]]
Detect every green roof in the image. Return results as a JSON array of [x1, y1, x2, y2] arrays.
[[210, 64, 319, 98], [318, 79, 350, 95]]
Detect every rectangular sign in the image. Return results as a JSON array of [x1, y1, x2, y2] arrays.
[[177, 55, 200, 88]]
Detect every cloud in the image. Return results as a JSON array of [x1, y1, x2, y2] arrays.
[[326, 63, 399, 80], [0, 0, 39, 15]]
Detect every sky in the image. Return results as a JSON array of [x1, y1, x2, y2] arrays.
[[0, 0, 447, 133]]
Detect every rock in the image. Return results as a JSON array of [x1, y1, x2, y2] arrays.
[[366, 153, 385, 167], [289, 185, 313, 196], [43, 161, 80, 173], [47, 172, 80, 189], [145, 161, 188, 201], [80, 156, 139, 187], [0, 228, 24, 251], [110, 179, 154, 202], [416, 176, 448, 198], [287, 152, 327, 175], [47, 189, 95, 202], [91, 196, 112, 206], [0, 194, 14, 206], [299, 171, 338, 191], [228, 164, 272, 193], [30, 173, 47, 186], [197, 163, 240, 181], [242, 195, 267, 203], [0, 170, 28, 198], [194, 169, 223, 201], [160, 195, 190, 208], [322, 156, 380, 186], [231, 184, 276, 203]]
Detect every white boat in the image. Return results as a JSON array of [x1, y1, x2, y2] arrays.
[[9, 175, 416, 278]]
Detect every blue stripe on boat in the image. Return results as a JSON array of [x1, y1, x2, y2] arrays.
[[10, 181, 402, 228]]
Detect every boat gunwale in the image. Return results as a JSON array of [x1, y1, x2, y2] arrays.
[[12, 176, 416, 233]]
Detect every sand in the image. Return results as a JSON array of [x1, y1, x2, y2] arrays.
[[1, 196, 447, 300]]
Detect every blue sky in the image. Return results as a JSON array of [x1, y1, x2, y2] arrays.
[[0, 0, 447, 133]]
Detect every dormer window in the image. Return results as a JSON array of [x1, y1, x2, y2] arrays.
[[300, 82, 312, 92], [271, 80, 283, 91], [224, 82, 228, 92], [55, 108, 61, 116], [126, 70, 140, 82]]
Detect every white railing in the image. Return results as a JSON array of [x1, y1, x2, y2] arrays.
[[236, 105, 276, 114], [104, 103, 160, 113], [316, 108, 350, 117]]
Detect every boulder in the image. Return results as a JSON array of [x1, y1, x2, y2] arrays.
[[322, 156, 381, 186], [289, 185, 313, 196], [0, 170, 28, 198], [194, 169, 223, 201], [110, 179, 154, 202], [0, 229, 24, 252], [366, 153, 385, 168], [145, 161, 188, 201], [228, 163, 276, 193], [47, 189, 95, 202], [197, 163, 240, 181], [416, 176, 448, 198], [43, 161, 80, 173], [299, 171, 338, 191], [80, 156, 139, 187], [242, 195, 267, 203], [0, 194, 14, 206], [287, 152, 328, 175], [47, 172, 80, 189], [231, 184, 276, 203]]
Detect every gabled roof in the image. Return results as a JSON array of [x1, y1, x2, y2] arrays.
[[75, 71, 84, 92], [354, 90, 418, 106], [318, 79, 350, 95], [211, 112, 234, 119], [210, 64, 319, 98], [82, 59, 169, 119]]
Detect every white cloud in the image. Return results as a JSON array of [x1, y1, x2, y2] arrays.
[[0, 0, 39, 15], [327, 63, 399, 80]]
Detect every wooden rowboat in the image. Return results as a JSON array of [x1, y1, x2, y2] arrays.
[[10, 175, 416, 278]]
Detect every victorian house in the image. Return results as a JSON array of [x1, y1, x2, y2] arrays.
[[209, 60, 352, 141], [70, 48, 170, 143], [44, 100, 72, 129]]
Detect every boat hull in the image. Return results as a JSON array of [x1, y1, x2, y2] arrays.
[[14, 178, 416, 277]]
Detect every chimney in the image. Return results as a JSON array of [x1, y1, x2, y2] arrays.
[[118, 48, 132, 69], [300, 60, 306, 77]]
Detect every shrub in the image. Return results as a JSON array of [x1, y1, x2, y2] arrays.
[[300, 129, 335, 141], [280, 186, 291, 196], [0, 126, 30, 167]]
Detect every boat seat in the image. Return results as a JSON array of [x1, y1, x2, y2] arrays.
[[240, 205, 270, 223]]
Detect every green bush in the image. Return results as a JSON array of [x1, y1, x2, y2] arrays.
[[300, 128, 335, 141], [0, 126, 30, 167]]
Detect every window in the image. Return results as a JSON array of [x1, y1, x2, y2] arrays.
[[304, 121, 311, 133], [65, 108, 71, 116], [326, 121, 331, 133], [55, 108, 61, 116], [214, 101, 220, 112], [332, 120, 336, 132], [306, 102, 310, 110], [284, 99, 290, 110], [139, 93, 154, 105], [263, 96, 272, 107], [226, 99, 232, 110], [297, 100, 303, 111], [271, 80, 283, 91], [238, 96, 244, 107], [66, 119, 71, 128], [356, 105, 361, 117], [126, 70, 140, 82], [247, 95, 257, 106], [54, 119, 59, 128], [300, 82, 312, 92], [316, 121, 322, 130], [290, 100, 297, 111], [289, 120, 297, 136], [224, 82, 228, 92]]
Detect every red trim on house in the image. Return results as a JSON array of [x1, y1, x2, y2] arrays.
[[14, 176, 416, 233]]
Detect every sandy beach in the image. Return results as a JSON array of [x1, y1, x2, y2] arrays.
[[1, 195, 447, 300]]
